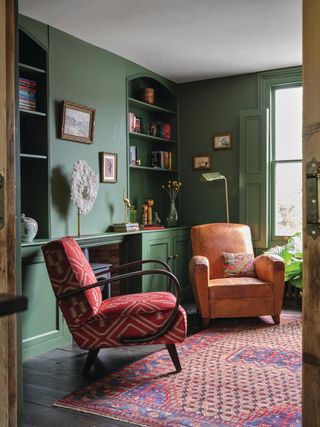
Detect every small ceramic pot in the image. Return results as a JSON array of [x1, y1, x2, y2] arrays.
[[21, 214, 38, 242]]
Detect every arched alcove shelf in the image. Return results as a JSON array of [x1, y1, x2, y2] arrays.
[[127, 75, 179, 224]]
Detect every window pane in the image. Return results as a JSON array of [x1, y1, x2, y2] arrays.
[[274, 162, 302, 236], [274, 86, 302, 160]]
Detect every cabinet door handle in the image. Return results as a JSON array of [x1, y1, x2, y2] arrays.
[[167, 255, 174, 261], [174, 254, 179, 259]]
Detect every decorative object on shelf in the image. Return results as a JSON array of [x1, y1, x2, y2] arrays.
[[134, 117, 142, 133], [140, 87, 155, 104], [148, 122, 157, 137], [129, 206, 138, 223], [146, 199, 154, 225], [21, 214, 38, 242], [142, 204, 148, 226], [162, 180, 182, 227], [192, 154, 212, 171], [61, 101, 96, 144], [113, 222, 140, 232], [123, 188, 132, 223], [99, 152, 117, 183], [153, 211, 162, 224], [212, 133, 232, 150], [70, 160, 99, 236], [200, 172, 229, 222]]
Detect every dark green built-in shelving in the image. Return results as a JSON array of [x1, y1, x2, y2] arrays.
[[129, 131, 177, 144], [128, 97, 176, 115]]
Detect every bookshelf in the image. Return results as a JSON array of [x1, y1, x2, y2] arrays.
[[19, 29, 49, 238], [127, 76, 179, 224]]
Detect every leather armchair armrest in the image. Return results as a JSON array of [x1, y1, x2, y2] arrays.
[[254, 254, 285, 313], [189, 256, 210, 319]]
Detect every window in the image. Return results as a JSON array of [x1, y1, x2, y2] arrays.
[[271, 85, 302, 238]]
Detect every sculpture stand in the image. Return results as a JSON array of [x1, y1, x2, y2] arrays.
[[78, 208, 81, 236]]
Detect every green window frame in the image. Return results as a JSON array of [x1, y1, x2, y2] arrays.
[[258, 67, 302, 246]]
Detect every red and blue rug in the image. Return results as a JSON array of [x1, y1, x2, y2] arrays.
[[55, 314, 301, 426]]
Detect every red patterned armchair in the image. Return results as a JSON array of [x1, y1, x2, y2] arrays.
[[42, 236, 187, 374]]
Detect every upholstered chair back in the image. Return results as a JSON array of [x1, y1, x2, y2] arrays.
[[42, 236, 102, 329], [191, 223, 254, 279]]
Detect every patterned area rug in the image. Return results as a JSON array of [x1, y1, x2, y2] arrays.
[[55, 314, 301, 426]]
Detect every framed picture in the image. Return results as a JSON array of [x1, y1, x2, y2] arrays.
[[192, 154, 212, 170], [213, 133, 232, 150], [61, 101, 96, 144], [100, 152, 117, 183]]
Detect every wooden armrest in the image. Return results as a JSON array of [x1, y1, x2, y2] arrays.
[[56, 267, 181, 344]]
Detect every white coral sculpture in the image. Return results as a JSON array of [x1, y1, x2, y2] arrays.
[[71, 160, 99, 215]]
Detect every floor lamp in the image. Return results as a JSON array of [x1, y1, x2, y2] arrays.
[[200, 172, 230, 223]]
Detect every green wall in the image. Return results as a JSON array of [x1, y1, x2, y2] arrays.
[[19, 15, 177, 238], [20, 15, 289, 234], [178, 74, 257, 225]]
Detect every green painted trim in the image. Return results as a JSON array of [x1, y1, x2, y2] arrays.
[[257, 67, 302, 247], [257, 66, 302, 109]]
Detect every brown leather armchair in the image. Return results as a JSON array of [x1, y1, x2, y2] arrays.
[[189, 223, 285, 328]]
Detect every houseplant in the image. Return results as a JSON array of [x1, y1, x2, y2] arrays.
[[264, 232, 303, 289]]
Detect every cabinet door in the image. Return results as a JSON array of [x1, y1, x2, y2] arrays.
[[142, 236, 173, 292], [172, 233, 192, 300], [21, 248, 70, 359]]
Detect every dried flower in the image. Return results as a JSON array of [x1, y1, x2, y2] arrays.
[[162, 180, 182, 201]]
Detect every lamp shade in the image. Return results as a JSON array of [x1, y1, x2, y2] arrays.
[[200, 172, 226, 182]]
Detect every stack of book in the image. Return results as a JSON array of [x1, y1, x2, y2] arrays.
[[19, 77, 37, 111], [151, 151, 172, 169], [113, 222, 140, 232], [156, 121, 172, 140]]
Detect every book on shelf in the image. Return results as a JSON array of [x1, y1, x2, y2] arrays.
[[19, 77, 37, 111], [113, 222, 140, 232], [151, 151, 172, 169], [141, 225, 165, 230]]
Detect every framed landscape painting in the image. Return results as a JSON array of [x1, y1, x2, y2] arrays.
[[61, 101, 96, 144]]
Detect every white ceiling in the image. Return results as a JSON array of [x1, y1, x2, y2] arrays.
[[19, 0, 302, 83]]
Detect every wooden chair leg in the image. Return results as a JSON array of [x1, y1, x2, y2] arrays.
[[82, 349, 100, 374], [166, 344, 182, 373], [272, 314, 280, 325]]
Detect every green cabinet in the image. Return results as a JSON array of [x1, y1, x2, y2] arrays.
[[21, 244, 70, 360], [141, 228, 191, 299]]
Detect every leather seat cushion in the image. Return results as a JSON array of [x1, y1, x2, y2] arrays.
[[209, 277, 273, 299]]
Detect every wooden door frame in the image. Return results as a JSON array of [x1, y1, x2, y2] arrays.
[[0, 0, 20, 426], [303, 1, 320, 425]]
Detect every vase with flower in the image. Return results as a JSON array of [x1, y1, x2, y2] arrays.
[[162, 180, 182, 227]]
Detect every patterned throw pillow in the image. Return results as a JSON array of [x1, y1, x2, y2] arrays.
[[222, 252, 256, 278]]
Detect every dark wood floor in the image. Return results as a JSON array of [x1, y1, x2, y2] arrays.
[[23, 303, 202, 427], [23, 302, 300, 427]]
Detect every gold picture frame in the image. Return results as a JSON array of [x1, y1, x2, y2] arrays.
[[100, 152, 117, 183], [192, 154, 212, 170], [61, 101, 96, 144], [212, 133, 232, 150]]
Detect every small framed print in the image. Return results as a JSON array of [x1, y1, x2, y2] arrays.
[[61, 101, 95, 144], [192, 154, 212, 171], [100, 152, 117, 183], [213, 133, 232, 150]]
